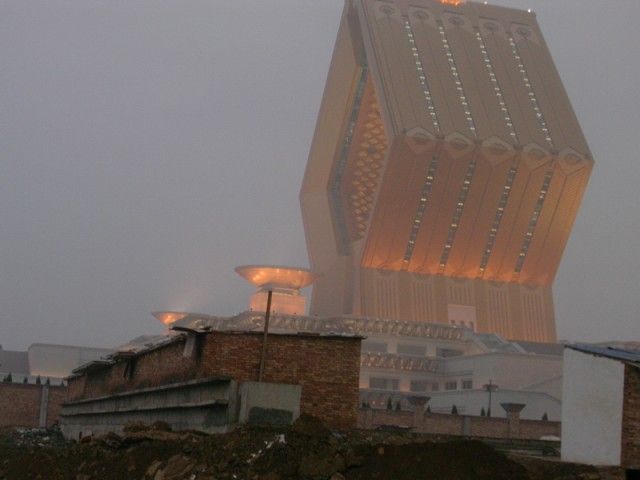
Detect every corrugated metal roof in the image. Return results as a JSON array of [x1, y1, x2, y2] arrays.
[[566, 343, 640, 367]]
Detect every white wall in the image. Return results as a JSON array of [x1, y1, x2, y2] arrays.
[[561, 349, 625, 466], [443, 352, 563, 399]]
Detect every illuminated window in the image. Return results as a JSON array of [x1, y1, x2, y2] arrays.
[[514, 171, 553, 272], [479, 166, 518, 272], [475, 30, 518, 141], [404, 20, 440, 132], [507, 35, 553, 146], [403, 153, 440, 263], [438, 24, 477, 136], [439, 158, 477, 269]]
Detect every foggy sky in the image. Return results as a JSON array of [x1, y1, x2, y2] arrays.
[[1, 0, 638, 350]]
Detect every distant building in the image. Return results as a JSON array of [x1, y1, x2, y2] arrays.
[[0, 343, 112, 381], [301, 0, 593, 342], [561, 345, 640, 469]]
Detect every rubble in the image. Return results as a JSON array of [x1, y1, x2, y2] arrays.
[[0, 419, 625, 480]]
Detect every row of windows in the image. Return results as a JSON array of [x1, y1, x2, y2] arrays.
[[370, 377, 473, 392], [361, 341, 464, 358]]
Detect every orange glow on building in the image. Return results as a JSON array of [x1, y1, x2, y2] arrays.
[[152, 311, 188, 326], [300, 0, 593, 342], [235, 265, 314, 315]]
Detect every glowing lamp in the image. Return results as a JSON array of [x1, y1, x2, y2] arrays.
[[152, 311, 188, 326], [235, 265, 314, 315]]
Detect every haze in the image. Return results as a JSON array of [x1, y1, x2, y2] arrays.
[[1, 0, 638, 350]]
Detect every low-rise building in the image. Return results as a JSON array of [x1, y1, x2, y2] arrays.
[[61, 328, 362, 437]]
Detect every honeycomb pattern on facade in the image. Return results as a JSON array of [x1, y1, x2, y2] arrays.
[[341, 78, 388, 240]]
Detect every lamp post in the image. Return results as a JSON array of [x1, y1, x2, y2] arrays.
[[258, 289, 273, 382], [483, 379, 498, 417]]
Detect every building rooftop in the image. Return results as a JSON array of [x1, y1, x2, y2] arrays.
[[566, 344, 640, 367], [172, 311, 467, 340]]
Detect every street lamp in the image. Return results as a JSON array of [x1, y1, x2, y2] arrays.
[[483, 379, 498, 417]]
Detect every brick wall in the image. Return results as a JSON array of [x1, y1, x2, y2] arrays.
[[199, 333, 361, 429], [622, 364, 640, 467], [70, 340, 198, 401], [358, 408, 560, 440], [47, 386, 67, 426], [67, 331, 361, 429], [0, 383, 67, 428]]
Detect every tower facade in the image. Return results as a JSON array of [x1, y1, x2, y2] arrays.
[[300, 0, 592, 342]]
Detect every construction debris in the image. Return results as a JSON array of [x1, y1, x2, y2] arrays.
[[0, 418, 623, 480]]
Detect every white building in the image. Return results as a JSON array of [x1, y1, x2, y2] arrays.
[[562, 344, 640, 468], [0, 343, 112, 381]]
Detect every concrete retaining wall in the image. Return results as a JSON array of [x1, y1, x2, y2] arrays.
[[61, 377, 236, 439], [60, 377, 303, 439]]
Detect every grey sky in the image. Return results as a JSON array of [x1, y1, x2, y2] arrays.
[[1, 0, 638, 350]]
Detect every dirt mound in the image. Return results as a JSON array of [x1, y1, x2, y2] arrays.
[[0, 424, 623, 480], [345, 440, 528, 480]]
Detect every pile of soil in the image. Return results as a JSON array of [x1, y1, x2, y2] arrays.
[[0, 417, 619, 480]]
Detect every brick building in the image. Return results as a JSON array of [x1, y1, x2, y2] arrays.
[[561, 345, 640, 470], [65, 329, 361, 431]]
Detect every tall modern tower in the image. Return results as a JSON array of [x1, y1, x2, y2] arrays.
[[300, 0, 592, 342]]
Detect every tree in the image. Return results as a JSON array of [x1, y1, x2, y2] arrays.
[[426, 405, 431, 414], [542, 412, 549, 421], [395, 401, 401, 412], [451, 405, 458, 415], [480, 407, 486, 417], [22, 377, 28, 384], [45, 377, 50, 386], [2, 373, 12, 383], [386, 397, 393, 411], [35, 375, 41, 385]]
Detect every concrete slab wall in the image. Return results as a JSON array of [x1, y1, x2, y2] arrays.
[[238, 381, 301, 427], [60, 377, 236, 439]]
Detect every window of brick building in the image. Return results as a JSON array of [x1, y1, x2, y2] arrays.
[[462, 379, 473, 390], [445, 381, 457, 391]]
